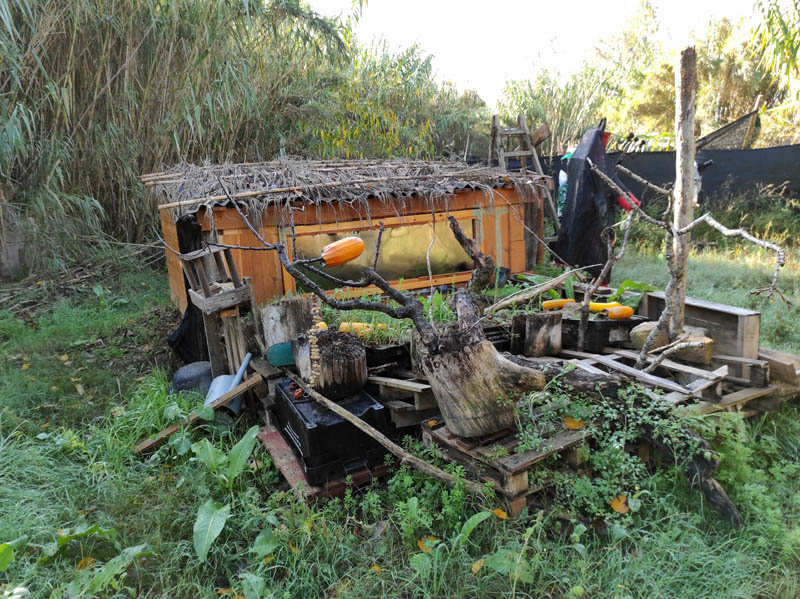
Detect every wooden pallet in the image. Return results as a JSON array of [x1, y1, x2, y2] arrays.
[[421, 420, 586, 516]]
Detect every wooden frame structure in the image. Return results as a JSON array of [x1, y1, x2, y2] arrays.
[[160, 186, 547, 311]]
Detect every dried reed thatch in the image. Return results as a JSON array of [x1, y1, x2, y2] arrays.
[[142, 158, 549, 224]]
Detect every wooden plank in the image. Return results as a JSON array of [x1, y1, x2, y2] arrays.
[[497, 430, 587, 474], [759, 348, 800, 384], [570, 359, 607, 376], [560, 350, 692, 394], [698, 386, 777, 414], [612, 349, 728, 380], [257, 424, 319, 495], [160, 208, 188, 313], [135, 374, 263, 455], [368, 375, 431, 394], [711, 354, 770, 387]]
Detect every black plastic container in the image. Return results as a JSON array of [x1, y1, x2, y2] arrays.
[[272, 378, 392, 485], [561, 315, 646, 353]]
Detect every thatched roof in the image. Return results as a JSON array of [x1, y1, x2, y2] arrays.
[[143, 158, 550, 221]]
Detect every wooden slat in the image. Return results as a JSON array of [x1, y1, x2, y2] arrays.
[[698, 386, 777, 414], [612, 349, 728, 380], [135, 374, 263, 455], [497, 430, 587, 474], [368, 376, 431, 393], [560, 350, 692, 394], [759, 348, 800, 384], [257, 424, 319, 495]]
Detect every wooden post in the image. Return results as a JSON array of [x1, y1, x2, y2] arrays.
[[741, 94, 763, 149], [670, 47, 697, 339]]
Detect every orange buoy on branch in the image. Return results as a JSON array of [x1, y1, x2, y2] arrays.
[[321, 236, 365, 267]]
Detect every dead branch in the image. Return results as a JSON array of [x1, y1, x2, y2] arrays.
[[587, 159, 667, 229], [576, 212, 634, 350], [615, 163, 671, 197], [284, 371, 492, 496], [677, 213, 789, 304], [642, 338, 707, 374], [483, 267, 586, 315], [448, 215, 495, 303]]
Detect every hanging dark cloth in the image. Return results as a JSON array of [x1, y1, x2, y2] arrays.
[[552, 120, 634, 282]]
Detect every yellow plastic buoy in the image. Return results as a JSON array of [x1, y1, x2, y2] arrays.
[[588, 301, 622, 313], [542, 298, 576, 310], [606, 305, 634, 320]]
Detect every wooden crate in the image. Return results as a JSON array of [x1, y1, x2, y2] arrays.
[[421, 420, 586, 516], [639, 292, 760, 369]]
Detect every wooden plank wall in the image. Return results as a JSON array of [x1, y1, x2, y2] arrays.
[[162, 186, 544, 309]]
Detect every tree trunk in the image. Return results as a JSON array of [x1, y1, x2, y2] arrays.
[[511, 312, 563, 357], [669, 46, 698, 338], [418, 287, 546, 437]]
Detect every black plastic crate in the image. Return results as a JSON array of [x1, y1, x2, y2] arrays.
[[561, 315, 646, 353], [272, 379, 391, 472]]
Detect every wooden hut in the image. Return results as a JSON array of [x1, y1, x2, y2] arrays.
[[147, 159, 551, 312]]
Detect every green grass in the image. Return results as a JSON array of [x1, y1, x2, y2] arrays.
[[612, 247, 800, 354], [2, 249, 800, 598]]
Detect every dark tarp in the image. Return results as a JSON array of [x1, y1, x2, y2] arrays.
[[551, 123, 632, 281]]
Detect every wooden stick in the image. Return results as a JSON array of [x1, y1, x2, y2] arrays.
[[283, 371, 492, 496], [484, 267, 586, 315], [134, 374, 263, 455]]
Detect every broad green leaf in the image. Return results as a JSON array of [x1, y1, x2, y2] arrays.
[[163, 403, 182, 422], [226, 425, 260, 483], [251, 528, 279, 559], [87, 544, 149, 593], [0, 543, 13, 571], [193, 500, 231, 562], [455, 511, 492, 545], [240, 572, 266, 599], [169, 431, 191, 456], [39, 523, 118, 563], [196, 404, 215, 422], [191, 439, 227, 472]]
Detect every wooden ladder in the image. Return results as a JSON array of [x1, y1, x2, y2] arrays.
[[178, 245, 258, 377], [489, 114, 559, 230]]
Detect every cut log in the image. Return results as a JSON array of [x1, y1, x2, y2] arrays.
[[631, 321, 668, 351], [307, 330, 368, 400], [261, 296, 313, 348], [511, 312, 563, 357]]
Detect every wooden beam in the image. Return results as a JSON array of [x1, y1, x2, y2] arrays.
[[560, 350, 692, 394]]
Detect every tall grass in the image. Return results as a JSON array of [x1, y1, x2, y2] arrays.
[[0, 0, 350, 267]]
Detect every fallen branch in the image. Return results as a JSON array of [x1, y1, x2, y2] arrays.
[[642, 337, 708, 374], [483, 267, 586, 315], [615, 163, 671, 197], [283, 371, 492, 496]]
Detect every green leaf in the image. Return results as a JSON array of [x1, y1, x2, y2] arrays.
[[226, 425, 260, 483], [87, 544, 149, 593], [455, 511, 492, 546], [240, 572, 266, 599], [193, 500, 231, 562], [163, 403, 183, 422], [409, 552, 431, 577], [251, 528, 279, 559], [39, 523, 118, 563], [191, 439, 227, 472], [0, 543, 13, 571], [196, 404, 215, 422], [169, 431, 191, 456]]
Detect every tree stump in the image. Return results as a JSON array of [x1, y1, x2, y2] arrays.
[[417, 289, 546, 437], [296, 330, 367, 401], [261, 296, 313, 348]]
